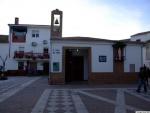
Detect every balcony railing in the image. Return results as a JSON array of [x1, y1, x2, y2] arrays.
[[14, 51, 49, 59]]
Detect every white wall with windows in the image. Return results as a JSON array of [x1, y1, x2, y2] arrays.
[[9, 25, 50, 57], [51, 40, 143, 74], [7, 25, 51, 72]]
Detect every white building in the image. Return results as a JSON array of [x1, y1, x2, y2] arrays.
[[130, 31, 150, 42], [47, 9, 144, 84], [49, 36, 143, 84], [0, 9, 145, 84], [130, 31, 150, 68], [6, 18, 51, 75]]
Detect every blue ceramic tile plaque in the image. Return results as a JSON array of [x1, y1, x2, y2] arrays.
[[99, 56, 107, 62]]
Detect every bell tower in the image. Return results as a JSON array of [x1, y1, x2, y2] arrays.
[[51, 9, 63, 38]]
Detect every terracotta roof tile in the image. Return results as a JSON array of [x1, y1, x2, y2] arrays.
[[51, 36, 144, 44], [52, 36, 115, 42]]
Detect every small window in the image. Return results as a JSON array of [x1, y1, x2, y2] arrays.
[[36, 34, 39, 37], [32, 30, 39, 38], [44, 48, 48, 53], [43, 40, 48, 44], [31, 42, 37, 46], [18, 62, 24, 70], [130, 64, 135, 72], [53, 62, 59, 72], [19, 47, 24, 52], [136, 39, 141, 42], [32, 34, 35, 37]]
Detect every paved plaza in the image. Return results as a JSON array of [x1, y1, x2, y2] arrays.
[[0, 77, 150, 113]]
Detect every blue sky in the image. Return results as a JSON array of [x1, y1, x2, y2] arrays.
[[0, 0, 150, 40]]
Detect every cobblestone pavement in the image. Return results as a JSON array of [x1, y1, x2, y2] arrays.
[[0, 77, 150, 113], [31, 88, 150, 113], [0, 76, 41, 103]]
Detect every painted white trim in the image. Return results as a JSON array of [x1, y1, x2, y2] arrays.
[[72, 91, 89, 113], [31, 89, 51, 113], [115, 89, 126, 113], [78, 90, 115, 104], [78, 89, 142, 111], [125, 89, 150, 102]]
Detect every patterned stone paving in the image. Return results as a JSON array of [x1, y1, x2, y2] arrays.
[[1, 77, 150, 113], [0, 77, 41, 103], [31, 88, 150, 113], [0, 77, 33, 94], [45, 90, 76, 113], [126, 88, 150, 100], [32, 89, 88, 113]]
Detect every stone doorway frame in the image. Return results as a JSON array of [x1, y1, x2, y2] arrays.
[[62, 47, 91, 84]]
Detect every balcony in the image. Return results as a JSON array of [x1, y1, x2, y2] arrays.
[[14, 51, 49, 60]]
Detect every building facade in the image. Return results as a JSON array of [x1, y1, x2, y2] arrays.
[[48, 9, 144, 84], [130, 31, 150, 68], [49, 37, 143, 84], [0, 9, 146, 84], [6, 18, 51, 75]]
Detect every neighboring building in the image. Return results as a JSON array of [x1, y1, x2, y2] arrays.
[[130, 31, 150, 68], [130, 31, 150, 42], [7, 18, 51, 75]]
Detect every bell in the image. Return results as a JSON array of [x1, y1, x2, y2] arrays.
[[54, 19, 59, 24]]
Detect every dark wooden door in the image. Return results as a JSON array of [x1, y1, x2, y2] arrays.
[[65, 50, 72, 82], [29, 62, 37, 74], [65, 51, 84, 82], [71, 56, 84, 81], [43, 62, 49, 74]]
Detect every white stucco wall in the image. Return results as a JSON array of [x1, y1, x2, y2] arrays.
[[51, 40, 143, 74], [51, 43, 63, 73], [6, 59, 18, 70], [130, 32, 150, 69], [143, 43, 150, 68], [8, 25, 50, 70], [92, 45, 113, 72], [51, 41, 114, 73], [0, 44, 9, 70], [124, 44, 142, 72], [25, 26, 50, 53], [10, 26, 50, 57]]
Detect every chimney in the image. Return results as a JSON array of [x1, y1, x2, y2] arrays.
[[15, 17, 19, 24]]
